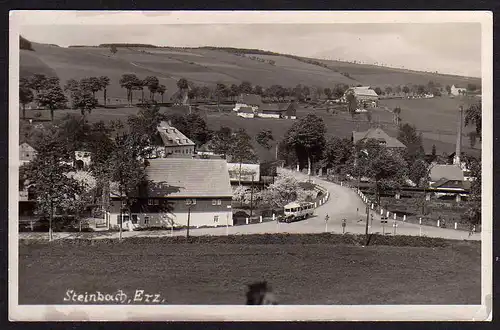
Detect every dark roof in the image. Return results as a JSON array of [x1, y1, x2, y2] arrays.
[[238, 106, 254, 114], [145, 158, 233, 198], [352, 127, 406, 149], [238, 94, 263, 106], [429, 165, 464, 182], [260, 102, 291, 112], [157, 121, 195, 147]]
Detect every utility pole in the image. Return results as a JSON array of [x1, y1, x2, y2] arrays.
[[365, 204, 369, 236], [250, 174, 254, 218]]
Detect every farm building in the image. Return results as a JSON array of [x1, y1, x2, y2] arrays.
[[352, 127, 406, 150], [237, 106, 256, 118], [428, 164, 469, 201], [342, 86, 379, 108], [257, 102, 297, 119], [150, 121, 196, 157], [450, 85, 467, 96], [233, 93, 263, 112], [74, 150, 92, 170], [107, 158, 233, 230], [19, 142, 37, 166]]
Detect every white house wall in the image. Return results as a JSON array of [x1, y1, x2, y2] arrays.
[[109, 210, 234, 229]]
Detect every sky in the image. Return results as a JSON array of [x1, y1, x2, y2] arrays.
[[18, 14, 482, 77]]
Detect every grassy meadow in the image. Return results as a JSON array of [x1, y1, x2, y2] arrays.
[[18, 235, 481, 305]]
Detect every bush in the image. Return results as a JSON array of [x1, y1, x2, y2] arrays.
[[19, 233, 460, 248]]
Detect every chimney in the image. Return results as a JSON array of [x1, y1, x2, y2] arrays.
[[453, 106, 463, 166]]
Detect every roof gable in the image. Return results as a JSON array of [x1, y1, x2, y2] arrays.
[[157, 122, 195, 147], [352, 127, 406, 148], [429, 165, 464, 182], [145, 158, 233, 197]]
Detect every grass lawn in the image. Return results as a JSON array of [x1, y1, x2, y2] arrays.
[[18, 236, 480, 305]]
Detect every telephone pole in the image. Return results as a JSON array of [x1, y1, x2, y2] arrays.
[[250, 174, 254, 217], [365, 204, 370, 236]]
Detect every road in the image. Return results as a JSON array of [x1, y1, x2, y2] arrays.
[[20, 168, 480, 241]]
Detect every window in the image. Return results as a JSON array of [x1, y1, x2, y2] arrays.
[[148, 199, 154, 206], [212, 199, 217, 205], [123, 215, 130, 222], [154, 199, 159, 205], [214, 215, 219, 223], [144, 216, 150, 225], [217, 199, 222, 205], [132, 215, 138, 224]]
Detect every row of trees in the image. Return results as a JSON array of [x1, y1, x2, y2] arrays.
[[119, 74, 167, 105]]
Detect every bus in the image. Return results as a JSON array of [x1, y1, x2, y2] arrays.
[[282, 201, 315, 222]]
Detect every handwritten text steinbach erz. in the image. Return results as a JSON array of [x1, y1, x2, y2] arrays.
[[63, 289, 166, 304]]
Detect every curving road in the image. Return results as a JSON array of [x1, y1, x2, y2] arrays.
[[19, 169, 481, 241]]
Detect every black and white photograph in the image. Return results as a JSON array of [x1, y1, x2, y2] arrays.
[[9, 11, 492, 321]]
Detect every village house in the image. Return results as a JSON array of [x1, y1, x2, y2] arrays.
[[342, 86, 379, 108], [257, 102, 297, 119], [450, 84, 467, 96], [150, 121, 196, 157], [352, 127, 407, 150], [428, 164, 469, 201], [107, 158, 233, 230], [237, 106, 256, 119], [19, 142, 37, 166], [233, 93, 263, 112]]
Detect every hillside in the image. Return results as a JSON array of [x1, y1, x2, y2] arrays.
[[20, 42, 480, 103], [19, 42, 482, 161]]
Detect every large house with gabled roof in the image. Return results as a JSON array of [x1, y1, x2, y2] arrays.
[[233, 93, 263, 112], [108, 158, 233, 230], [352, 127, 406, 150]]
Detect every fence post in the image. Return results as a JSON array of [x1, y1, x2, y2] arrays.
[[454, 222, 457, 230], [437, 219, 440, 227], [272, 213, 275, 221], [393, 213, 397, 220], [386, 211, 390, 218], [403, 215, 406, 222], [380, 209, 383, 216], [246, 217, 249, 225], [314, 202, 317, 208]]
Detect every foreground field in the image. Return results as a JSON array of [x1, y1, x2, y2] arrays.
[[18, 235, 481, 305]]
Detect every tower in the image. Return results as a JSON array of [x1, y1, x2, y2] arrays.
[[453, 106, 463, 166]]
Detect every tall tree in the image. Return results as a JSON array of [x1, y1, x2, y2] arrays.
[[385, 86, 393, 95], [465, 102, 481, 141], [215, 83, 228, 109], [80, 77, 102, 98], [465, 157, 481, 227], [119, 74, 141, 105], [157, 84, 166, 103], [99, 76, 110, 106], [71, 88, 98, 117], [398, 123, 425, 163], [324, 87, 332, 99], [210, 126, 233, 157], [110, 45, 118, 54], [408, 158, 429, 187], [229, 128, 258, 184], [253, 85, 264, 96], [373, 87, 382, 95], [177, 78, 189, 103], [393, 107, 402, 125], [230, 84, 240, 101], [239, 81, 253, 94], [20, 77, 34, 120], [36, 84, 67, 121], [320, 136, 353, 175], [284, 113, 326, 174], [144, 76, 160, 101], [445, 85, 452, 94], [127, 103, 167, 157], [255, 129, 274, 150], [346, 92, 357, 116], [29, 74, 48, 95], [20, 127, 84, 241], [402, 86, 410, 95], [108, 131, 147, 239], [64, 79, 80, 93]]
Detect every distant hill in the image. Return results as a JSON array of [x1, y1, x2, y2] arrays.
[[20, 42, 480, 102]]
